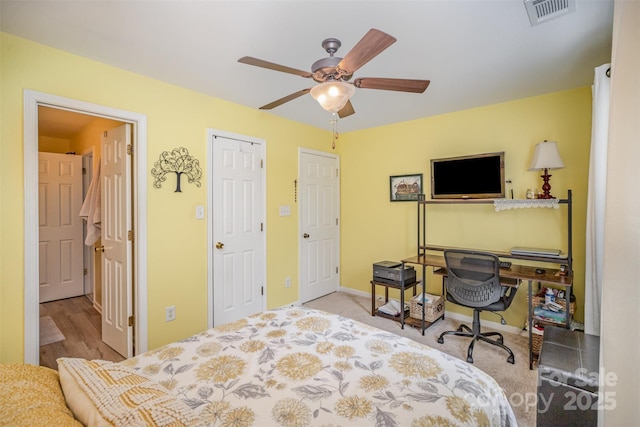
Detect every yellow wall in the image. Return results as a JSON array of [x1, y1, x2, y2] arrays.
[[0, 32, 330, 362], [39, 136, 71, 153], [68, 116, 122, 162], [339, 88, 591, 328], [0, 31, 593, 363]]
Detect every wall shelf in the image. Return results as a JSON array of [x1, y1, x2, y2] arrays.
[[415, 192, 573, 273]]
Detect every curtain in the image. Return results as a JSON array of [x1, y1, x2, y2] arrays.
[[584, 63, 611, 336]]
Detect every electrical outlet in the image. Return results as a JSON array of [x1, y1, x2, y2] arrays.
[[165, 305, 176, 322], [285, 277, 291, 288]]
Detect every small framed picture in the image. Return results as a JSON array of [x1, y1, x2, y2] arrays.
[[390, 174, 423, 202]]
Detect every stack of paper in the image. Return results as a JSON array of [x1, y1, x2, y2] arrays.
[[412, 292, 439, 305], [377, 299, 408, 316]]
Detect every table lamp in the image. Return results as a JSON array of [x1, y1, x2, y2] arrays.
[[528, 140, 565, 199]]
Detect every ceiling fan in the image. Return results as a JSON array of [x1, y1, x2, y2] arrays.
[[238, 28, 430, 119]]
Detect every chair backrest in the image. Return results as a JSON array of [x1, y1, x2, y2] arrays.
[[444, 249, 504, 308]]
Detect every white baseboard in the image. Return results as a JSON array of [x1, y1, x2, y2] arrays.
[[282, 287, 363, 309], [338, 285, 370, 299], [279, 300, 302, 309]]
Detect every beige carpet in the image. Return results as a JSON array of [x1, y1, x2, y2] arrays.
[[304, 291, 538, 427], [40, 315, 65, 346]]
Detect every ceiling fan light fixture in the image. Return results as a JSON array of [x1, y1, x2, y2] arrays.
[[310, 81, 355, 113]]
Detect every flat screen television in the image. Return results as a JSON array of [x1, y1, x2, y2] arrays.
[[430, 152, 505, 199]]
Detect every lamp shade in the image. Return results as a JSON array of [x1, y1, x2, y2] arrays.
[[310, 81, 355, 113], [528, 140, 565, 171]]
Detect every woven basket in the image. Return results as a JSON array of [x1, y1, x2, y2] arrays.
[[528, 293, 576, 315], [532, 331, 544, 355], [409, 294, 444, 322]]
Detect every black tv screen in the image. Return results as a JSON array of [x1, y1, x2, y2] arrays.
[[430, 152, 505, 199]]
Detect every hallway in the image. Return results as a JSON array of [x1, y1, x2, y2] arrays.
[[39, 296, 124, 369]]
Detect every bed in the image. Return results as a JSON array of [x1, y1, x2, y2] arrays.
[[51, 306, 516, 426]]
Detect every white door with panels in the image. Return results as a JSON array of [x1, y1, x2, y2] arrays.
[[38, 152, 84, 303], [299, 150, 340, 303], [212, 135, 265, 326], [101, 124, 133, 358]]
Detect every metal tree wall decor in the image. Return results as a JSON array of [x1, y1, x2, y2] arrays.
[[151, 147, 202, 192]]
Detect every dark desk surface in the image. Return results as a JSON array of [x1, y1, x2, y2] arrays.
[[402, 254, 573, 287]]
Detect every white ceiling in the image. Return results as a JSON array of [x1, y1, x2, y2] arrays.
[[1, 0, 614, 133]]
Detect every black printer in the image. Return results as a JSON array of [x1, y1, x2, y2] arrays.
[[372, 261, 416, 286]]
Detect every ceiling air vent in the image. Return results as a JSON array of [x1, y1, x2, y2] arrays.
[[524, 0, 576, 26]]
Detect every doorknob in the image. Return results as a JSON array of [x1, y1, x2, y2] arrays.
[[303, 233, 310, 239], [215, 242, 225, 249], [95, 246, 105, 252]]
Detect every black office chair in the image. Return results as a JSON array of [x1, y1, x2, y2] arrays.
[[437, 249, 518, 364]]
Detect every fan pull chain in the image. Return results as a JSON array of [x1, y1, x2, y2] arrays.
[[331, 114, 339, 149]]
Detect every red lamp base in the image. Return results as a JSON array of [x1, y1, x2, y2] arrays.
[[539, 168, 555, 199]]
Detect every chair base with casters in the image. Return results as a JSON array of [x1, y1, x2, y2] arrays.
[[437, 249, 519, 365], [437, 303, 515, 364]]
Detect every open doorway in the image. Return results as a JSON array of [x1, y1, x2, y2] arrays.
[[23, 90, 149, 365], [37, 106, 126, 367], [38, 107, 122, 306]]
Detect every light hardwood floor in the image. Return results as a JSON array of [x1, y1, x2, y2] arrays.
[[39, 295, 125, 370]]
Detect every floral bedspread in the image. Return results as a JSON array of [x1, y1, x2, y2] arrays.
[[123, 307, 516, 427]]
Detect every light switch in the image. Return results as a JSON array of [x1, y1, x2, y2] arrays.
[[279, 205, 291, 216], [195, 205, 205, 219]]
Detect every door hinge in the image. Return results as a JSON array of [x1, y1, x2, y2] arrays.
[[128, 316, 135, 327], [83, 268, 88, 275], [261, 286, 264, 296], [336, 266, 339, 274], [82, 167, 86, 175], [127, 144, 133, 156], [336, 218, 339, 225], [336, 168, 339, 177], [261, 223, 264, 232], [260, 159, 263, 168], [103, 131, 108, 137], [128, 230, 134, 241]]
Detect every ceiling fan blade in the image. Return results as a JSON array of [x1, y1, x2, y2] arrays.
[[337, 29, 397, 74], [338, 100, 355, 118], [259, 89, 311, 110], [238, 56, 313, 78], [354, 77, 430, 93]]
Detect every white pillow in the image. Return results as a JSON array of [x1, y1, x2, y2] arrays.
[[57, 358, 200, 427]]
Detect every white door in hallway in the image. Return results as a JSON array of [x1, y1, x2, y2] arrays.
[[212, 135, 265, 326], [38, 152, 84, 302], [101, 124, 133, 358], [299, 149, 340, 303]]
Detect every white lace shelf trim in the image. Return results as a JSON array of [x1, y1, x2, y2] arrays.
[[493, 199, 560, 211]]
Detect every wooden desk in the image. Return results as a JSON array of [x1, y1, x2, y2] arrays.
[[402, 254, 573, 369]]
